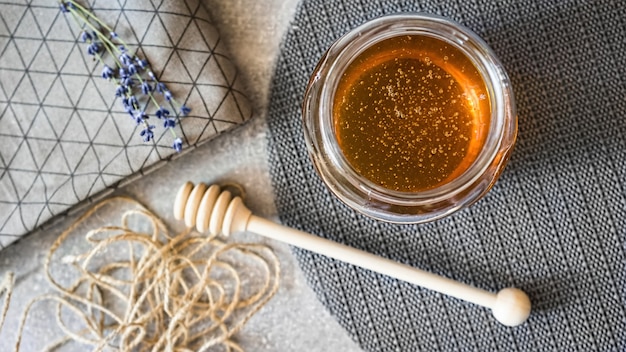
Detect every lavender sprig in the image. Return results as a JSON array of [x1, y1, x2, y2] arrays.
[[59, 0, 190, 152]]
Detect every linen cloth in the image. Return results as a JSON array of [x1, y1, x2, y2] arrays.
[[267, 0, 626, 350], [0, 0, 251, 247]]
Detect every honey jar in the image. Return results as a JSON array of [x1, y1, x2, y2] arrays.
[[302, 14, 517, 223]]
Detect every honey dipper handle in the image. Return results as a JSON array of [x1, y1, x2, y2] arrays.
[[247, 215, 494, 306]]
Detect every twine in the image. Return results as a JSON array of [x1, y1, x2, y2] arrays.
[[0, 271, 14, 334], [1, 196, 280, 351]]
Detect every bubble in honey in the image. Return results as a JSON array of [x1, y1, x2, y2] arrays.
[[333, 35, 491, 192]]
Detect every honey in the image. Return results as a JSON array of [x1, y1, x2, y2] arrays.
[[333, 35, 491, 192]]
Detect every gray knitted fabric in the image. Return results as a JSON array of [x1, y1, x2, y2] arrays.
[[267, 1, 626, 351]]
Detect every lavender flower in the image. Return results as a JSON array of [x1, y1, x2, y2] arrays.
[[134, 111, 147, 125], [110, 32, 118, 39], [119, 52, 133, 66], [164, 90, 173, 101], [180, 105, 191, 116], [139, 125, 155, 142], [172, 138, 183, 153], [148, 71, 156, 80], [121, 98, 133, 113], [115, 85, 126, 97], [136, 58, 148, 69], [127, 63, 137, 75], [59, 2, 76, 13], [101, 65, 114, 80], [163, 118, 176, 128], [155, 107, 169, 119], [87, 42, 100, 56], [80, 31, 92, 42], [119, 67, 128, 78], [122, 77, 134, 87], [141, 82, 152, 95], [123, 96, 139, 112], [155, 82, 167, 94]]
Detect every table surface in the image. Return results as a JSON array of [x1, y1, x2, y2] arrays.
[[0, 1, 362, 350]]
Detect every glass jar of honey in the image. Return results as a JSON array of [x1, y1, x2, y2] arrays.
[[302, 13, 517, 223]]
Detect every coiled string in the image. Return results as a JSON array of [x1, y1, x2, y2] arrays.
[[1, 196, 280, 351]]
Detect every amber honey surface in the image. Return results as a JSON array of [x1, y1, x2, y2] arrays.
[[333, 35, 491, 192]]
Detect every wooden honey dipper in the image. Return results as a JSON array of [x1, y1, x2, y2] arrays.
[[174, 182, 531, 326]]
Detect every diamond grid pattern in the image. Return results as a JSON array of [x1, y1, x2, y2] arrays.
[[0, 0, 252, 247]]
